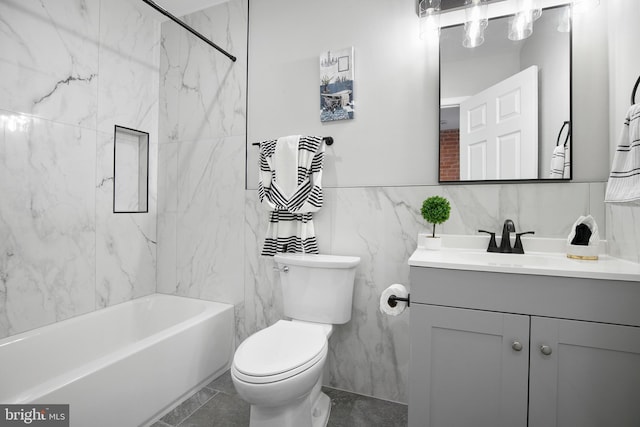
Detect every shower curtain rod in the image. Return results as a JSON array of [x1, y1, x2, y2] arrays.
[[141, 0, 237, 62]]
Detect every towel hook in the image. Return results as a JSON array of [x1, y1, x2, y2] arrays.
[[632, 75, 640, 106], [556, 121, 571, 147]]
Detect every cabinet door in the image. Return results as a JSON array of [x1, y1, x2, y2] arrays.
[[529, 317, 640, 427], [409, 305, 529, 427]]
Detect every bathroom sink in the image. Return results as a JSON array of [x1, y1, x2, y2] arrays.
[[408, 235, 640, 282], [449, 251, 562, 268]]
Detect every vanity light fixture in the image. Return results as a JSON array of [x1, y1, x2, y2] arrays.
[[419, 0, 442, 40], [508, 0, 542, 41], [419, 0, 587, 47], [463, 0, 488, 48], [524, 0, 542, 20]]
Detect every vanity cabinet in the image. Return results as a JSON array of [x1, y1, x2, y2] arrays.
[[408, 266, 640, 427], [528, 316, 640, 427], [410, 304, 529, 427]]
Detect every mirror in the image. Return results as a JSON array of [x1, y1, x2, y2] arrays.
[[439, 5, 571, 182]]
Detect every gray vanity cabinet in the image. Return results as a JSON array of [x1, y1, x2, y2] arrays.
[[409, 304, 529, 427], [528, 316, 640, 427], [409, 266, 640, 427]]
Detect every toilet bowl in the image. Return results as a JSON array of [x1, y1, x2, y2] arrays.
[[231, 253, 360, 427], [231, 320, 332, 427]]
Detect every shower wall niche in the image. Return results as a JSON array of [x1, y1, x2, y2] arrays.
[[114, 125, 149, 213]]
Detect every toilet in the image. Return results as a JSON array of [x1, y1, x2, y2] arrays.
[[231, 253, 360, 427]]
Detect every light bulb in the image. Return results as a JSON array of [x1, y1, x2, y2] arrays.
[[509, 10, 533, 41], [419, 0, 441, 40], [557, 6, 571, 32], [463, 0, 488, 48]]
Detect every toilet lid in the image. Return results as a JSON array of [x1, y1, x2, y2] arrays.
[[233, 320, 327, 381]]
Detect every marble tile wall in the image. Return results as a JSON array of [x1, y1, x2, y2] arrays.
[[243, 181, 607, 403], [95, 0, 159, 309], [606, 204, 640, 264], [156, 0, 248, 308], [0, 0, 159, 338]]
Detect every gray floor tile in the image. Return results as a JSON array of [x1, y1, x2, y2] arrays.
[[324, 387, 408, 427], [178, 392, 250, 427], [159, 370, 407, 427], [161, 387, 218, 426], [205, 370, 239, 397]]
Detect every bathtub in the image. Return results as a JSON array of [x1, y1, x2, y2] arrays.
[[0, 294, 234, 427]]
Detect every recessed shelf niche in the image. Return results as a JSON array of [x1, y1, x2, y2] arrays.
[[113, 125, 149, 213]]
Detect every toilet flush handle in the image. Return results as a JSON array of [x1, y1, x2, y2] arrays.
[[273, 265, 289, 273]]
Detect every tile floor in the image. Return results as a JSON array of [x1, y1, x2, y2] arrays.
[[151, 371, 408, 427]]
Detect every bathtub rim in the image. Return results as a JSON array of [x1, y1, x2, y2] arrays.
[[1, 293, 234, 404], [0, 293, 231, 347]]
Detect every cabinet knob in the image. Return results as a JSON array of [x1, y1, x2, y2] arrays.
[[511, 341, 523, 351], [540, 345, 553, 356]]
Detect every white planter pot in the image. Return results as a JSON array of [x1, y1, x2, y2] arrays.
[[422, 236, 442, 250]]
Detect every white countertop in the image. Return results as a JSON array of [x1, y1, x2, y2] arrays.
[[408, 235, 640, 282]]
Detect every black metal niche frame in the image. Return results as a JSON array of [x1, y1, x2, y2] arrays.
[[113, 125, 150, 214]]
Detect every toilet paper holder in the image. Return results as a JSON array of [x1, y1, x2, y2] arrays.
[[387, 294, 410, 308]]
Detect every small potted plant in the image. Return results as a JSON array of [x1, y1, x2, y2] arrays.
[[420, 195, 451, 250]]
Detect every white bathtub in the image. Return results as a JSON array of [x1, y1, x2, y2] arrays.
[[0, 294, 234, 427]]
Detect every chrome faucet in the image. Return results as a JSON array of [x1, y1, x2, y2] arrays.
[[499, 219, 516, 253]]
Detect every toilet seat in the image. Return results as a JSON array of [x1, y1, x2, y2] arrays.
[[233, 320, 328, 384]]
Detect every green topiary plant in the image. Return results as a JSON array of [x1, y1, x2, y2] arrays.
[[421, 196, 451, 238]]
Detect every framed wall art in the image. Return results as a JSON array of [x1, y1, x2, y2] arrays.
[[319, 46, 354, 122]]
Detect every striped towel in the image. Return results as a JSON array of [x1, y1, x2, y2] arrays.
[[550, 121, 571, 179], [605, 104, 640, 203], [549, 144, 570, 178], [258, 135, 325, 256]]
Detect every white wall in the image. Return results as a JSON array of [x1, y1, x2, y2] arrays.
[[248, 1, 609, 187], [246, 0, 437, 187], [571, 0, 611, 182]]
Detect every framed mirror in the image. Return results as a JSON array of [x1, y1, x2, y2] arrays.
[[439, 5, 571, 182]]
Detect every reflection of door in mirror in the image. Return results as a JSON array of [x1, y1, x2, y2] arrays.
[[439, 5, 571, 182], [460, 65, 538, 180]]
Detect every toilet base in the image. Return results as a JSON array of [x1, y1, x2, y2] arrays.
[[312, 391, 331, 427], [248, 389, 330, 427]]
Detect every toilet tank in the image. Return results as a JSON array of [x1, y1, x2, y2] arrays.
[[273, 254, 360, 324]]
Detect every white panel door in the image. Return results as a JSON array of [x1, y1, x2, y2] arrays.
[[409, 305, 529, 427], [529, 317, 640, 427], [460, 66, 538, 180]]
